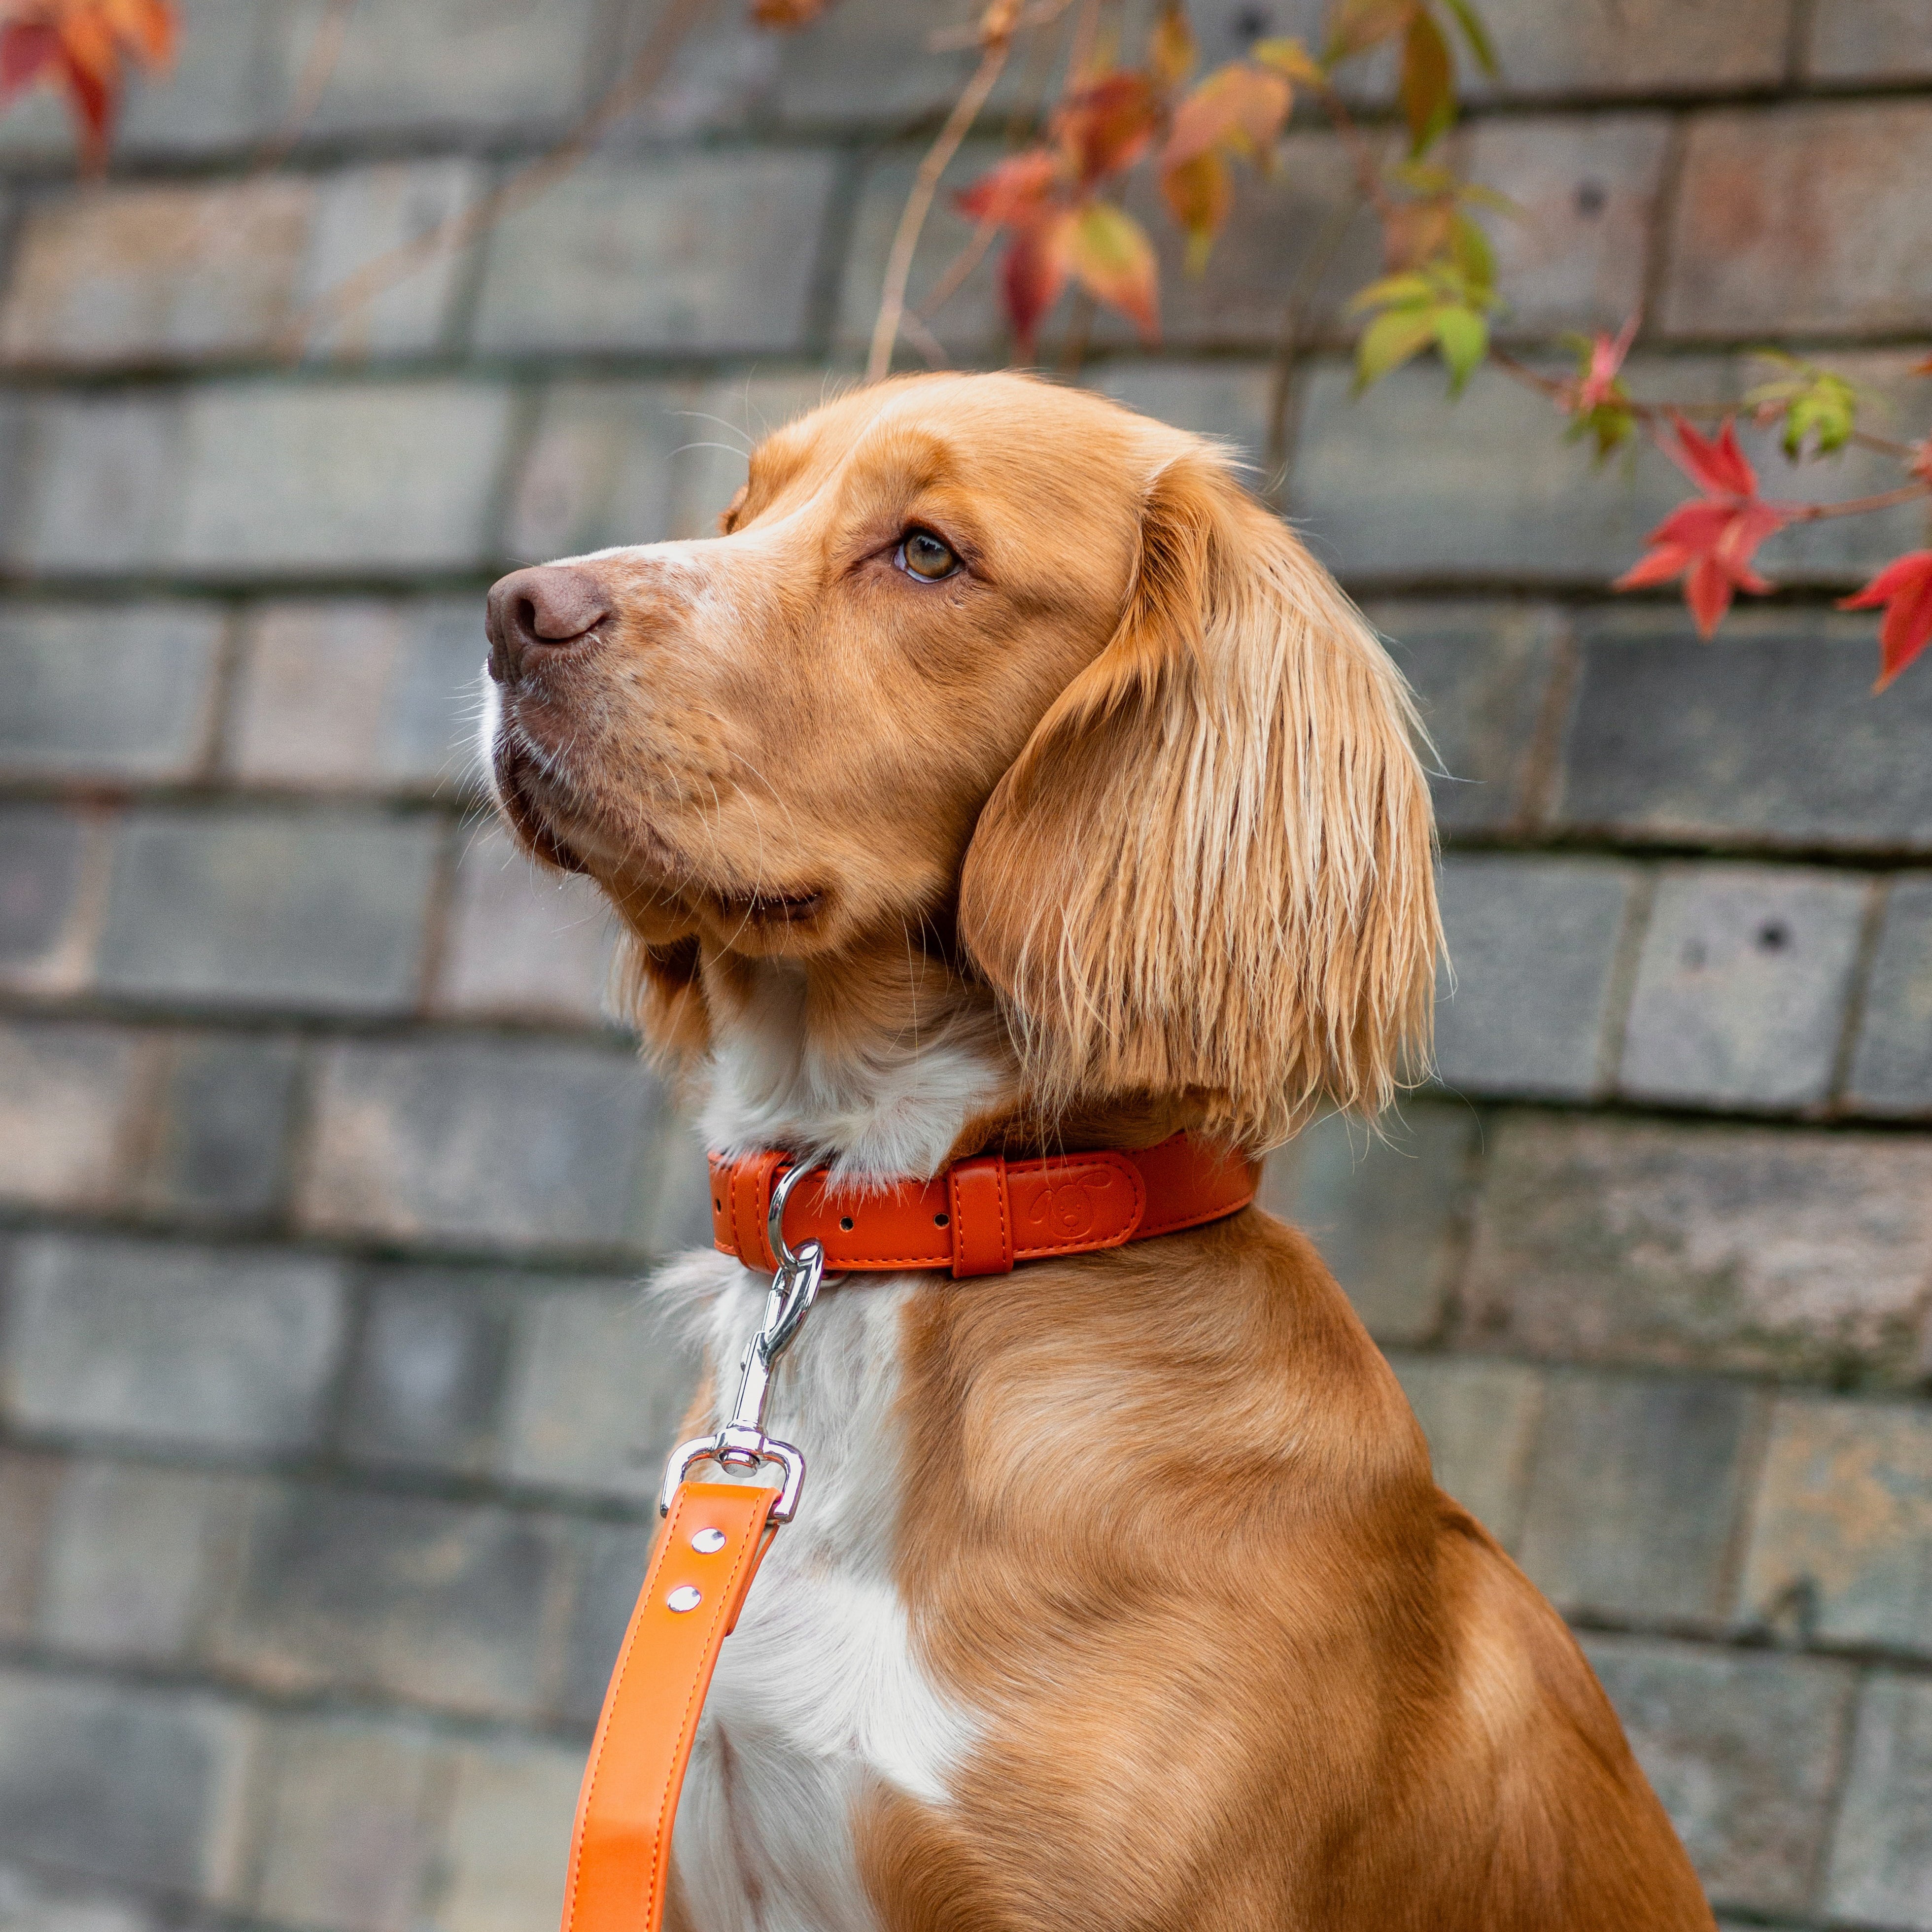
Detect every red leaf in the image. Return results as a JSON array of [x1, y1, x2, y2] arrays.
[[1662, 413, 1758, 500], [0, 22, 59, 93], [1001, 211, 1074, 358], [1055, 69, 1161, 184], [956, 147, 1061, 229], [1839, 550, 1932, 690], [0, 0, 178, 165]]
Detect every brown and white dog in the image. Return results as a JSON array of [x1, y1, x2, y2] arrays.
[[482, 372, 1715, 1932]]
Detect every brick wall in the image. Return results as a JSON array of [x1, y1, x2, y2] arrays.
[[0, 2, 1929, 1927]]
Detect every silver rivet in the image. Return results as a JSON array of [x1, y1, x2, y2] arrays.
[[690, 1527, 727, 1554], [666, 1586, 702, 1613]]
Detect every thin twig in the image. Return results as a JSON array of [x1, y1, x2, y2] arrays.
[[278, 0, 713, 355], [252, 0, 356, 176], [866, 5, 1019, 385], [1788, 482, 1931, 521]]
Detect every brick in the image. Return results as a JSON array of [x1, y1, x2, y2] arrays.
[[337, 1269, 517, 1477], [0, 1863, 155, 1932], [1462, 1114, 1932, 1386], [668, 375, 845, 543], [118, 0, 283, 154], [0, 807, 104, 997], [1460, 115, 1669, 337], [558, 1518, 653, 1726], [172, 380, 516, 575], [1087, 363, 1275, 480], [1261, 1104, 1476, 1345], [1847, 876, 1932, 1116], [470, 156, 838, 357], [1583, 1637, 1854, 1914], [1739, 1398, 1932, 1658], [212, 1485, 565, 1718], [1458, 0, 1793, 95], [505, 381, 693, 563], [1825, 1673, 1932, 1929], [499, 1280, 703, 1499], [1516, 1371, 1756, 1626], [628, 1111, 719, 1258], [607, 5, 780, 140], [228, 598, 485, 793], [1556, 606, 1932, 854], [1386, 1355, 1543, 1550], [36, 1462, 247, 1666], [251, 1717, 444, 1932], [287, 0, 602, 136], [429, 1738, 584, 1932], [0, 604, 223, 782], [769, 0, 1028, 126], [0, 1669, 256, 1899], [1618, 864, 1870, 1113], [0, 1022, 138, 1212], [1431, 854, 1639, 1101], [1664, 103, 1932, 338], [435, 822, 620, 1028], [3, 1235, 348, 1453], [131, 1032, 301, 1221], [1807, 0, 1932, 82], [0, 1450, 63, 1643], [95, 807, 440, 1016], [301, 1036, 664, 1251], [1364, 602, 1565, 836]]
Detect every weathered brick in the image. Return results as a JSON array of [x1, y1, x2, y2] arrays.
[[95, 807, 440, 1015], [0, 1861, 155, 1932], [1825, 1673, 1932, 1929], [0, 807, 104, 997], [435, 822, 620, 1028], [557, 1517, 653, 1726], [769, 0, 1026, 126], [131, 1031, 302, 1220], [1739, 1398, 1932, 1658], [505, 381, 693, 563], [1583, 1637, 1854, 1914], [1261, 1104, 1476, 1346], [36, 1462, 248, 1665], [287, 0, 602, 136], [470, 156, 838, 357], [1807, 0, 1932, 82], [0, 604, 223, 782], [1365, 601, 1565, 836], [228, 599, 485, 793], [0, 1450, 63, 1643], [1444, 0, 1794, 95], [1619, 865, 1870, 1113], [629, 1111, 720, 1258], [0, 1022, 139, 1212], [1463, 1114, 1932, 1385], [1847, 876, 1932, 1116], [1386, 1355, 1543, 1550], [0, 1670, 257, 1899], [301, 1036, 664, 1251], [1556, 606, 1932, 854], [212, 1484, 565, 1718], [3, 1235, 348, 1453], [172, 380, 516, 575], [607, 4, 780, 140], [251, 1716, 444, 1932], [1432, 854, 1640, 1101], [429, 1738, 584, 1932], [337, 1269, 517, 1477], [1088, 362, 1275, 479], [1516, 1371, 1757, 1626], [1664, 103, 1932, 338], [498, 1279, 703, 1499]]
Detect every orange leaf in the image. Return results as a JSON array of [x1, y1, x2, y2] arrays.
[[1150, 1, 1195, 88], [1055, 69, 1161, 184], [1326, 0, 1414, 61], [0, 0, 179, 165], [1064, 200, 1158, 338], [1839, 550, 1932, 690], [956, 147, 1062, 229], [1160, 148, 1230, 272], [1163, 60, 1291, 171]]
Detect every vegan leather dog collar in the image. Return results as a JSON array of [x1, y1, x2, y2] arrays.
[[707, 1131, 1261, 1278]]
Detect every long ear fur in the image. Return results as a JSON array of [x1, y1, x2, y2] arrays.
[[958, 452, 1440, 1153]]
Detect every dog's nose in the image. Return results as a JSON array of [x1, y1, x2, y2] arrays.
[[486, 565, 611, 683]]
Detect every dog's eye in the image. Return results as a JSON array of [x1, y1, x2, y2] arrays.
[[897, 530, 960, 581]]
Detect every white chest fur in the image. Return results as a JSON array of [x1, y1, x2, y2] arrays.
[[656, 1252, 973, 1932]]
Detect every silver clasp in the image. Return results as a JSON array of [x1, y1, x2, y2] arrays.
[[660, 1162, 825, 1523]]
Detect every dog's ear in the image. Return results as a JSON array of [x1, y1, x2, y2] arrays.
[[957, 453, 1440, 1151]]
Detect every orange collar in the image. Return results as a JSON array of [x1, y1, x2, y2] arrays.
[[708, 1132, 1260, 1278]]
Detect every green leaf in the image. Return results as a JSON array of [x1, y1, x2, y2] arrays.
[[1346, 269, 1438, 313], [1400, 6, 1454, 154], [1354, 305, 1439, 389], [1435, 0, 1497, 76], [1249, 35, 1326, 84], [1431, 301, 1487, 393], [1449, 209, 1494, 294]]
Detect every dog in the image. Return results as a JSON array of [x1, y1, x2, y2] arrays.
[[482, 371, 1715, 1932]]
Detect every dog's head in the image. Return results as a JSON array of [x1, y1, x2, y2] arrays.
[[483, 371, 1438, 1153]]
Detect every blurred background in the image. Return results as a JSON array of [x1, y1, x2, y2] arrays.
[[0, 1, 1929, 1929]]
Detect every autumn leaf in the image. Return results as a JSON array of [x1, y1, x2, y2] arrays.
[[1347, 259, 1497, 395], [1000, 210, 1077, 359], [1325, 0, 1412, 61], [955, 146, 1061, 228], [1056, 69, 1162, 185], [1839, 551, 1932, 690], [0, 0, 176, 167], [1557, 314, 1639, 459], [1400, 4, 1453, 152], [1436, 0, 1497, 75], [1159, 57, 1292, 269], [1742, 351, 1864, 459], [1149, 0, 1195, 88], [1614, 416, 1796, 638], [1064, 200, 1158, 337], [1249, 35, 1326, 85], [750, 0, 834, 24], [1160, 148, 1231, 275]]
